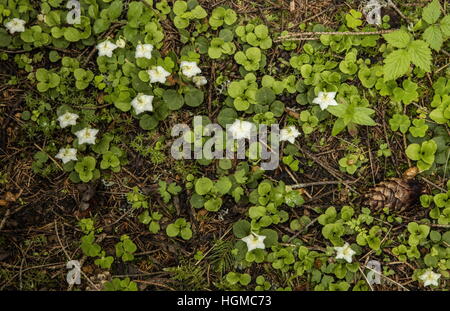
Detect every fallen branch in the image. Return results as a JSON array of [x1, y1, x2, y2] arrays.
[[289, 180, 355, 189], [275, 29, 397, 42]]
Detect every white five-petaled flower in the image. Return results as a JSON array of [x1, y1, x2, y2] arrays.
[[148, 66, 170, 84], [116, 38, 126, 48], [96, 40, 118, 57], [5, 18, 26, 34], [75, 128, 99, 145], [313, 91, 338, 110], [241, 233, 266, 252], [131, 93, 154, 115], [180, 61, 201, 78], [280, 126, 301, 144], [57, 112, 79, 129], [419, 270, 441, 287], [334, 242, 356, 263], [228, 119, 254, 140], [55, 148, 77, 164], [135, 43, 153, 59], [193, 75, 207, 88]]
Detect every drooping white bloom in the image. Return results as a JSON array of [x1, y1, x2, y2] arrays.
[[135, 43, 153, 59], [131, 93, 154, 115], [313, 91, 338, 110], [96, 40, 118, 57], [280, 126, 301, 144], [57, 112, 79, 129], [75, 128, 99, 145], [5, 18, 26, 34], [228, 120, 254, 140], [116, 38, 126, 48], [193, 75, 207, 87], [241, 233, 266, 252], [55, 148, 77, 164], [148, 66, 170, 84], [419, 270, 441, 287], [180, 61, 201, 78], [334, 242, 356, 263]]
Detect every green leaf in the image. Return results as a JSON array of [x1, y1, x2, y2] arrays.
[[180, 227, 192, 240], [407, 40, 432, 72], [163, 89, 184, 110], [64, 27, 81, 42], [422, 0, 441, 25], [139, 114, 158, 130], [166, 224, 180, 237], [440, 15, 450, 36], [353, 107, 376, 126], [249, 205, 266, 218], [184, 87, 204, 107], [423, 25, 443, 51], [406, 143, 421, 161], [390, 114, 411, 133], [214, 177, 232, 195], [204, 198, 222, 212], [383, 49, 411, 81], [255, 87, 275, 105], [195, 177, 213, 195], [233, 220, 251, 238], [383, 29, 411, 48]]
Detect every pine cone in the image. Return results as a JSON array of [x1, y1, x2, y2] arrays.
[[365, 167, 425, 212]]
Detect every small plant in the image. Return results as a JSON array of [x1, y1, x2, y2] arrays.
[[172, 0, 207, 29], [338, 154, 362, 175], [406, 140, 438, 171], [126, 187, 148, 209], [166, 218, 193, 240], [138, 210, 163, 234], [74, 156, 98, 183], [73, 68, 94, 90], [234, 47, 262, 71], [382, 29, 432, 81], [235, 23, 272, 49], [209, 7, 237, 29], [158, 181, 182, 203], [35, 68, 60, 92], [115, 235, 137, 262], [103, 278, 138, 291]]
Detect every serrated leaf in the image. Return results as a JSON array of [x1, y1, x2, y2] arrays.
[[422, 0, 441, 25], [423, 25, 443, 51], [383, 49, 411, 81], [407, 40, 432, 72], [383, 29, 411, 48], [440, 15, 450, 36]]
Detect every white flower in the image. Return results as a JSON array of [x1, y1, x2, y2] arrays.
[[228, 120, 254, 140], [180, 61, 201, 78], [193, 75, 207, 87], [55, 148, 77, 164], [96, 40, 117, 57], [334, 242, 356, 263], [312, 91, 338, 110], [57, 112, 79, 129], [148, 66, 170, 84], [75, 128, 99, 145], [419, 270, 441, 287], [131, 93, 154, 115], [5, 18, 26, 34], [135, 43, 153, 59], [241, 233, 266, 252], [280, 126, 300, 144], [116, 38, 126, 48]]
